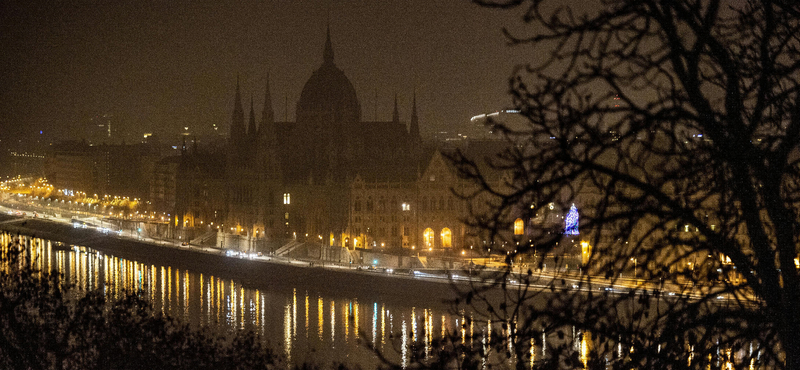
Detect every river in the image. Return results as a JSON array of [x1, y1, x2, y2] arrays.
[[3, 231, 551, 369]]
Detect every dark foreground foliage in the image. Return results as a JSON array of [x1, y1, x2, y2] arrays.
[[0, 239, 280, 370], [440, 0, 800, 369]]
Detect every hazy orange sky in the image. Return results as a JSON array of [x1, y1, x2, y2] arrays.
[[1, 1, 533, 147]]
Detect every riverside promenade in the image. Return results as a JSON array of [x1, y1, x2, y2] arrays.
[[0, 213, 472, 307], [0, 207, 718, 304]]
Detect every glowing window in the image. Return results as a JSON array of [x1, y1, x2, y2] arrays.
[[441, 228, 452, 248], [514, 218, 524, 235], [283, 193, 291, 205], [423, 228, 434, 247], [401, 203, 411, 211]]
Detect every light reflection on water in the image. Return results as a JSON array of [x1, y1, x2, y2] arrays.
[[2, 233, 699, 369], [3, 233, 529, 368]]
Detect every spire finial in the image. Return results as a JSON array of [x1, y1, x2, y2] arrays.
[[410, 92, 420, 141], [392, 93, 400, 123], [235, 75, 242, 101], [262, 73, 274, 127], [323, 25, 334, 64], [231, 76, 245, 144], [248, 95, 257, 136]]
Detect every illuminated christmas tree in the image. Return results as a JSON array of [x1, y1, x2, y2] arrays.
[[564, 204, 579, 235]]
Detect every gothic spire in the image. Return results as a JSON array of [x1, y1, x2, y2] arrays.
[[392, 93, 400, 123], [231, 76, 245, 145], [248, 96, 257, 137], [259, 73, 280, 175], [410, 92, 420, 141], [323, 25, 334, 65], [261, 73, 274, 133]]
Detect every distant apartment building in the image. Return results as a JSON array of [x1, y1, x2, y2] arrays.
[[45, 141, 162, 199], [149, 156, 181, 214]]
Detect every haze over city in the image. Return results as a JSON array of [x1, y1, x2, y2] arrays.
[[1, 0, 526, 147], [1, 1, 798, 369]]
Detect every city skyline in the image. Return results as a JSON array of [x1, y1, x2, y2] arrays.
[[0, 1, 527, 147]]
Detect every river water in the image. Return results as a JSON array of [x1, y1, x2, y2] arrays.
[[3, 230, 763, 369], [3, 232, 560, 369]]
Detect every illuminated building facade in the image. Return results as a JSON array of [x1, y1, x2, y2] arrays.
[[347, 141, 517, 251], [175, 31, 590, 254], [176, 29, 422, 251]]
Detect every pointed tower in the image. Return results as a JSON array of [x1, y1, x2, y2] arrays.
[[260, 74, 275, 139], [230, 77, 246, 147], [248, 96, 257, 137], [247, 96, 258, 162], [392, 93, 400, 123], [323, 25, 334, 65], [409, 93, 421, 142]]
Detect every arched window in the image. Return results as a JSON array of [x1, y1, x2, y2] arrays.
[[514, 218, 524, 235], [378, 197, 386, 211], [423, 228, 434, 248], [441, 228, 452, 248], [367, 197, 374, 212], [354, 198, 362, 212]]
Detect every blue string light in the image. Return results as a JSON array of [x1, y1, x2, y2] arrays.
[[564, 204, 579, 235]]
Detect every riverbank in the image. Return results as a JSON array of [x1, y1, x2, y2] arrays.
[[0, 213, 470, 308]]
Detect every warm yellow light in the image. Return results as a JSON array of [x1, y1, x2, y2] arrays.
[[514, 218, 524, 235]]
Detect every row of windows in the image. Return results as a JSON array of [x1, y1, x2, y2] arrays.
[[353, 196, 457, 212], [423, 228, 452, 248], [353, 214, 409, 223], [351, 226, 410, 237]]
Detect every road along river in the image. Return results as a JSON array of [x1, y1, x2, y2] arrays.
[[2, 215, 574, 369]]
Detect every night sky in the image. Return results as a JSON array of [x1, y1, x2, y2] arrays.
[[0, 1, 528, 148]]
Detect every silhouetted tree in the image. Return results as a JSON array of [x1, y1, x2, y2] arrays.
[[442, 0, 800, 369], [0, 237, 280, 370]]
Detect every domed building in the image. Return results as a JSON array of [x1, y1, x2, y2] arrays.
[[296, 29, 361, 125], [188, 28, 423, 252]]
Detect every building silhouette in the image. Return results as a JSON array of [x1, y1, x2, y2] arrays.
[[175, 28, 422, 251]]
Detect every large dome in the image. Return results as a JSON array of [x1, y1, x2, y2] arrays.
[[296, 29, 361, 124]]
